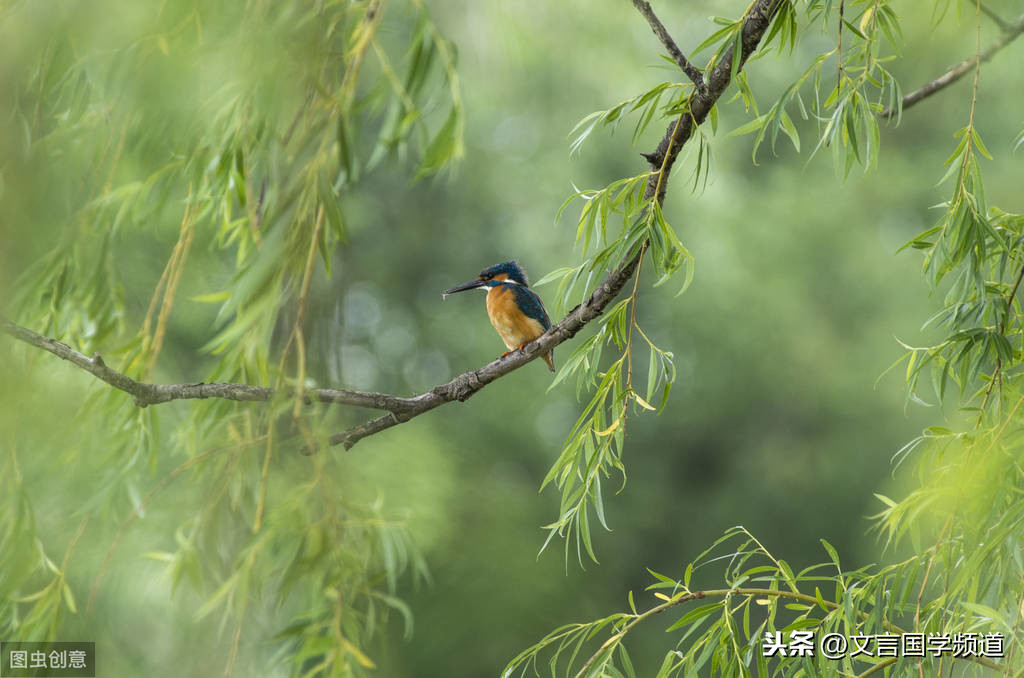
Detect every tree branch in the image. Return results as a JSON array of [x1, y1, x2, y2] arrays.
[[980, 3, 1010, 31], [3, 0, 785, 451], [881, 12, 1024, 120], [631, 0, 706, 91], [639, 0, 782, 204], [0, 318, 418, 414]]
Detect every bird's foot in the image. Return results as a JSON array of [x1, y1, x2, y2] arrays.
[[500, 344, 530, 359]]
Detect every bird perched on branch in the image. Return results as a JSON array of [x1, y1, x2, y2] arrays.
[[442, 260, 555, 372]]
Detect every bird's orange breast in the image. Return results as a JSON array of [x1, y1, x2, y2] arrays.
[[486, 285, 547, 350]]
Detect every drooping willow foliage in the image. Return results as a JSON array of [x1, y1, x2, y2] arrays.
[[3, 1, 459, 674], [509, 0, 1024, 676]]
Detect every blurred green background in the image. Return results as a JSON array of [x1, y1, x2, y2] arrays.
[[3, 0, 1023, 675]]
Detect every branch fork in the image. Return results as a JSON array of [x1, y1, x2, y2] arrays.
[[881, 11, 1024, 119], [631, 0, 706, 92]]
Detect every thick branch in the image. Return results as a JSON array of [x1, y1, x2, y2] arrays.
[[1, 319, 417, 413], [631, 0, 706, 91], [881, 12, 1024, 120], [3, 0, 785, 451], [640, 0, 782, 204]]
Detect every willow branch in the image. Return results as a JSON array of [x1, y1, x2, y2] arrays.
[[572, 587, 1002, 678], [0, 318, 417, 413], [631, 0, 706, 91], [881, 12, 1024, 120]]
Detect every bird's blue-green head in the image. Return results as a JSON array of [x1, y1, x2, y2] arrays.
[[442, 260, 530, 297]]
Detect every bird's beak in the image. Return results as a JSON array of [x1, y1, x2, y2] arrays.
[[442, 279, 486, 299]]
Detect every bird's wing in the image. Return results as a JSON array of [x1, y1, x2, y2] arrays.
[[511, 284, 551, 330]]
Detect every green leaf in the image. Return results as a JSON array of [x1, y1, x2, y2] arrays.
[[971, 128, 993, 160], [195, 572, 239, 620], [417, 107, 462, 177], [726, 114, 769, 139], [820, 539, 841, 571], [961, 602, 1011, 633], [62, 583, 78, 614], [666, 603, 722, 632], [778, 108, 800, 152]]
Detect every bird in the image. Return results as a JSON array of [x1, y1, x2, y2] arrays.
[[442, 260, 555, 372]]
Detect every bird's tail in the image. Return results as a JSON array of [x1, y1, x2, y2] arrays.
[[542, 350, 555, 372]]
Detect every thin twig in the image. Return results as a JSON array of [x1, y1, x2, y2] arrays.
[[631, 0, 706, 91], [977, 263, 1024, 422], [880, 12, 1024, 120], [624, 241, 648, 392], [146, 191, 196, 377], [254, 206, 327, 531], [857, 657, 898, 678], [287, 205, 326, 417], [1002, 264, 1024, 335], [837, 0, 845, 111], [980, 3, 1010, 31]]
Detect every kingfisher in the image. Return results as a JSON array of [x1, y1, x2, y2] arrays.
[[442, 260, 555, 372]]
